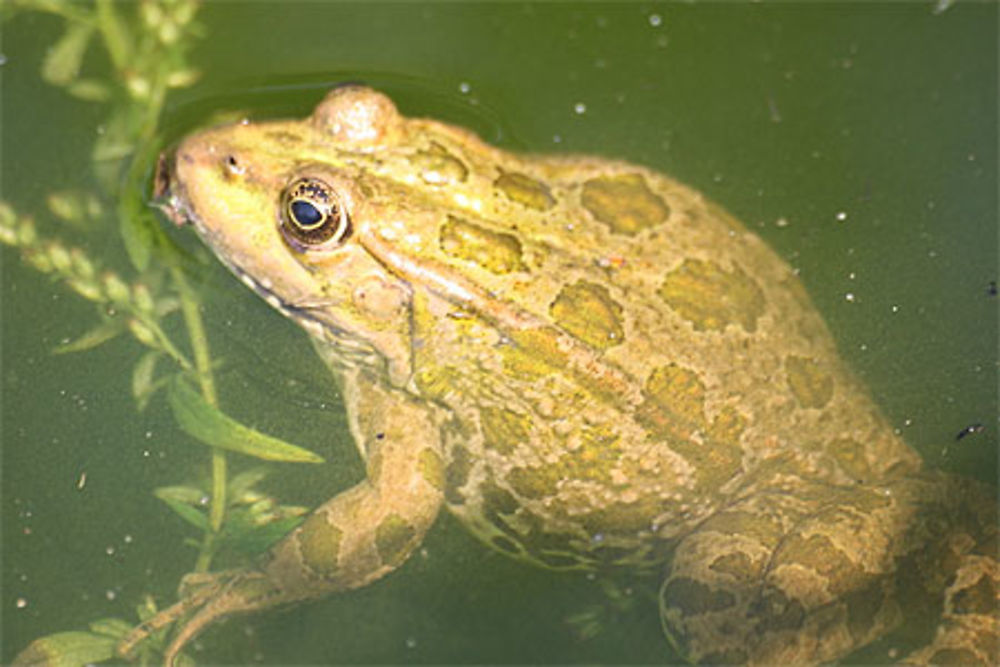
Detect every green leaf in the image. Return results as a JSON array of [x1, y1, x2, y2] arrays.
[[95, 0, 133, 70], [87, 617, 133, 640], [41, 23, 94, 86], [46, 190, 88, 225], [227, 466, 271, 505], [131, 350, 163, 410], [119, 200, 154, 273], [53, 319, 124, 355], [153, 485, 211, 531], [11, 630, 116, 667], [67, 78, 112, 102], [92, 108, 134, 165], [168, 377, 325, 463], [222, 512, 305, 557], [153, 484, 207, 505], [154, 294, 181, 318], [135, 594, 159, 623], [153, 491, 210, 531]]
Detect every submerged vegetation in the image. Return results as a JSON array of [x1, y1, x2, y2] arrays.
[[3, 2, 317, 663]]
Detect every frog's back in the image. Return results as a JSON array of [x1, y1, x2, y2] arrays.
[[383, 118, 920, 571]]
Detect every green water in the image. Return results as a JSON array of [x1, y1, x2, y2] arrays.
[[2, 2, 996, 664]]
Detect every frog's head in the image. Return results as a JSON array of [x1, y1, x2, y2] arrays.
[[158, 86, 429, 386]]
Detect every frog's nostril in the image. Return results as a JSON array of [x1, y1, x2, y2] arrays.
[[224, 154, 245, 176]]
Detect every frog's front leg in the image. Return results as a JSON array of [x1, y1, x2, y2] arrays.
[[659, 472, 994, 664], [119, 368, 445, 664]]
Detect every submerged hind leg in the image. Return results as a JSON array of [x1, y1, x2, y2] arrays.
[[660, 473, 995, 664]]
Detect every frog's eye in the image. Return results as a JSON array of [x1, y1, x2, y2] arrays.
[[280, 177, 352, 247]]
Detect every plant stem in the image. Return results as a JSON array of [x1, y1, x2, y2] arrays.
[[171, 264, 227, 573], [107, 0, 225, 575]]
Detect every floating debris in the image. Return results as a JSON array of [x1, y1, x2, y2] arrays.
[[932, 0, 956, 16], [955, 423, 985, 441], [767, 95, 782, 123]]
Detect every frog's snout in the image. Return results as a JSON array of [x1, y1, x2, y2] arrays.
[[151, 150, 189, 226], [152, 150, 174, 201]]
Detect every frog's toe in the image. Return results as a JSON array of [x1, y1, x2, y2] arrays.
[[565, 605, 607, 641], [658, 572, 751, 664], [117, 569, 282, 665], [566, 581, 634, 641]]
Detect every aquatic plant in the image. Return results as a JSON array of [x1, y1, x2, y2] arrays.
[[3, 3, 314, 663]]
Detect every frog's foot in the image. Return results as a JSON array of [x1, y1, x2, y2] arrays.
[[117, 569, 284, 665], [565, 578, 645, 641], [565, 605, 608, 641], [902, 553, 999, 665]]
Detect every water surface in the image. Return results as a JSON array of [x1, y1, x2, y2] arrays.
[[2, 3, 996, 663]]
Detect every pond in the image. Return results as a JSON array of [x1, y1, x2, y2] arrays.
[[2, 2, 996, 664]]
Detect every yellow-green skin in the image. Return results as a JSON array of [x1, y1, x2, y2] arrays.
[[128, 87, 997, 664]]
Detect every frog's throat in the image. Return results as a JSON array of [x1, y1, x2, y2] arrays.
[[227, 253, 381, 369]]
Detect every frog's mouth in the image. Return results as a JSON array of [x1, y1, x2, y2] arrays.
[[151, 151, 381, 370], [222, 261, 383, 371], [152, 151, 194, 227]]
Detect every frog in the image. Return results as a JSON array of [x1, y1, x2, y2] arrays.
[[121, 85, 997, 665]]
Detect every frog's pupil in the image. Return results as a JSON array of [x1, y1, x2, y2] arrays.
[[291, 200, 323, 227]]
